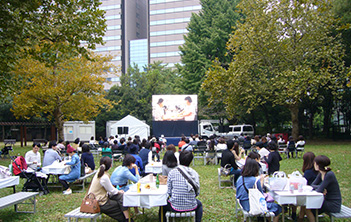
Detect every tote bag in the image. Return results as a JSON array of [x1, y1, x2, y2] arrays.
[[244, 177, 268, 215]]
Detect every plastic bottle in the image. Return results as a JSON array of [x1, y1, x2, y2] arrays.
[[156, 174, 160, 189]]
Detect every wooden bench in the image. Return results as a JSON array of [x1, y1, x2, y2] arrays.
[[72, 170, 97, 193], [329, 205, 351, 222], [64, 207, 101, 222], [165, 211, 196, 222], [0, 192, 39, 213], [235, 198, 274, 222]]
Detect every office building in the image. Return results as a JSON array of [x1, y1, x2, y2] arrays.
[[149, 0, 201, 68], [95, 0, 201, 89]]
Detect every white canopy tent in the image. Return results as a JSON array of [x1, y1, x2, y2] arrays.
[[107, 115, 150, 140]]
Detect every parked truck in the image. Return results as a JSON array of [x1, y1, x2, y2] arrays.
[[198, 120, 219, 139]]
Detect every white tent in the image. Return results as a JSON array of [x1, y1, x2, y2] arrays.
[[107, 115, 150, 140]]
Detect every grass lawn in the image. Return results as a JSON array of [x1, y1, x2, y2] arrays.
[[0, 141, 350, 221]]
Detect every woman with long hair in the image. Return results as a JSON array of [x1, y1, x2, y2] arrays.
[[88, 156, 132, 222], [236, 158, 281, 222], [305, 155, 341, 222], [162, 150, 178, 176]]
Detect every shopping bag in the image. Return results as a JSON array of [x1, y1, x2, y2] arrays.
[[159, 175, 167, 185], [288, 171, 307, 191], [249, 178, 268, 215], [269, 171, 288, 191], [80, 193, 100, 213]]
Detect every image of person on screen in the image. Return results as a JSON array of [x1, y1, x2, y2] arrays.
[[154, 98, 166, 121], [178, 96, 196, 121]]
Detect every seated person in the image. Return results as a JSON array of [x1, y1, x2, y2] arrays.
[[160, 150, 203, 222], [305, 155, 341, 222], [139, 142, 152, 171], [296, 135, 305, 149], [236, 159, 281, 222], [110, 154, 140, 192], [247, 151, 265, 175], [56, 139, 65, 152], [59, 149, 80, 195], [166, 144, 179, 164], [25, 143, 42, 170], [111, 140, 119, 151], [81, 144, 95, 171], [162, 150, 178, 176], [43, 140, 62, 167], [221, 140, 241, 185], [102, 142, 112, 158], [232, 141, 245, 161], [129, 145, 144, 175], [88, 156, 132, 222]]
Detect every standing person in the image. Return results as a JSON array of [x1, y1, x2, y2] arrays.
[[305, 155, 341, 222], [89, 156, 132, 222], [59, 149, 80, 195], [263, 141, 282, 175], [25, 143, 42, 170], [286, 136, 296, 158], [43, 141, 62, 167], [160, 150, 202, 222], [162, 150, 178, 176], [236, 159, 281, 222], [81, 144, 95, 171], [221, 140, 241, 186]]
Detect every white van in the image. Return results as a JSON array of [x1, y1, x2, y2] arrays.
[[221, 124, 254, 139]]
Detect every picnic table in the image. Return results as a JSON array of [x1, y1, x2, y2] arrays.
[[145, 161, 162, 174], [123, 175, 168, 222]]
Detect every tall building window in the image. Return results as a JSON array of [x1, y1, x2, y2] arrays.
[[129, 39, 148, 72]]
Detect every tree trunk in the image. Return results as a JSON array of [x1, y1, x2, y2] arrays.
[[290, 104, 299, 140], [54, 108, 64, 140], [308, 112, 314, 138]]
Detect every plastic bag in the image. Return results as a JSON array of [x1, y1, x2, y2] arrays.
[[269, 171, 288, 191], [0, 165, 12, 179], [288, 171, 307, 192], [249, 178, 268, 215]]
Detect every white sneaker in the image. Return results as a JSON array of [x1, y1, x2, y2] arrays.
[[63, 189, 72, 195]]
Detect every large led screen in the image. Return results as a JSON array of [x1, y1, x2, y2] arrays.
[[152, 95, 198, 121]]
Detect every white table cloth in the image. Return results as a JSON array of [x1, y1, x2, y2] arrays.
[[145, 162, 162, 174], [123, 184, 168, 209], [272, 190, 324, 209], [41, 160, 70, 175], [0, 176, 19, 189]]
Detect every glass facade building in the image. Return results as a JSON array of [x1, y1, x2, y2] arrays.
[[94, 0, 201, 89], [129, 39, 148, 72]]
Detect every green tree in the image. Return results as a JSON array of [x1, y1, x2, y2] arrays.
[[179, 0, 241, 94], [11, 53, 113, 139], [203, 0, 348, 139], [0, 0, 106, 100]]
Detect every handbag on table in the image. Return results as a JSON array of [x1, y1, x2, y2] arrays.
[[268, 171, 288, 191], [158, 175, 167, 185], [80, 193, 100, 214]]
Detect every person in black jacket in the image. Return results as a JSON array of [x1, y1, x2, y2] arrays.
[[264, 141, 282, 175], [221, 140, 241, 186]]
